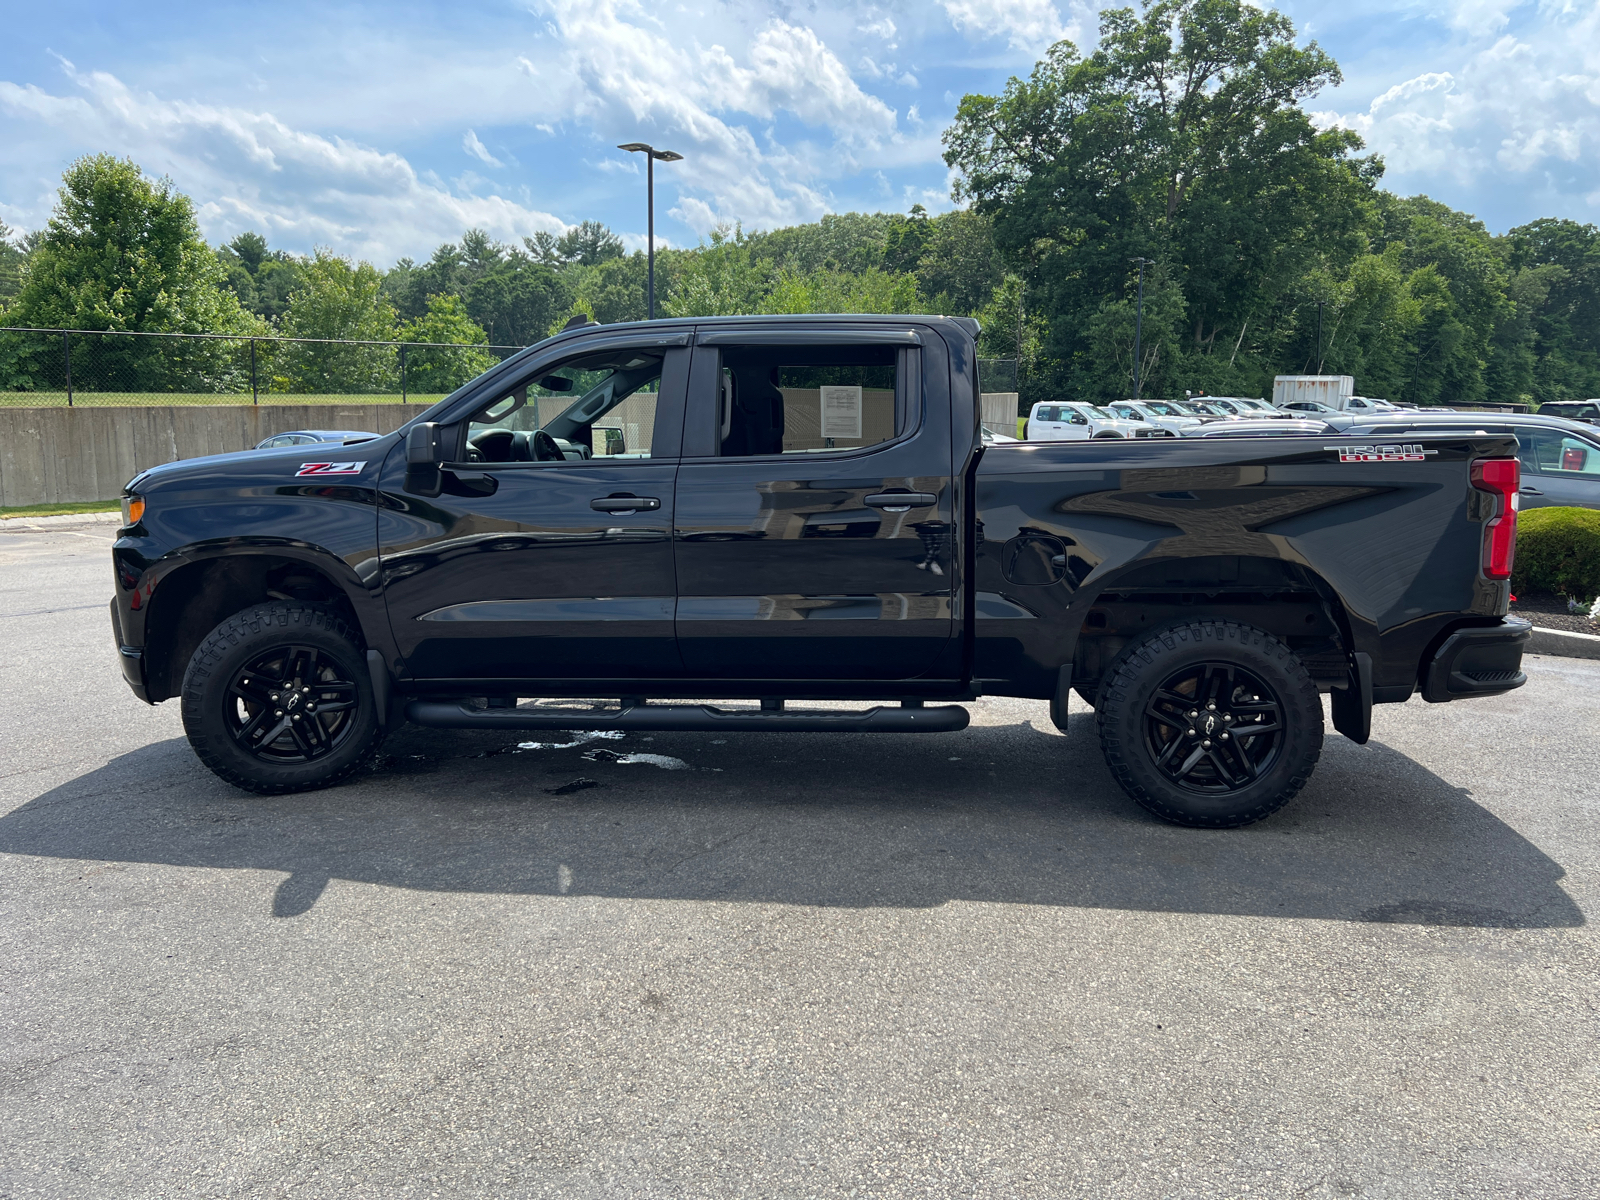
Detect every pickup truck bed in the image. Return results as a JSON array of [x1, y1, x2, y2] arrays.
[[110, 314, 1528, 828]]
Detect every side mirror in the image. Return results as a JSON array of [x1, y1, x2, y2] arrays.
[[407, 422, 442, 465], [405, 422, 444, 496]]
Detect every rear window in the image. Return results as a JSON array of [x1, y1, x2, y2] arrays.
[[716, 344, 901, 456]]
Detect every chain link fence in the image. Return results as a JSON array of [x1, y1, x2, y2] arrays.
[[976, 357, 1019, 394], [0, 327, 528, 407]]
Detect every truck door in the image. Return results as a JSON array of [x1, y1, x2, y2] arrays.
[[377, 340, 689, 682], [672, 327, 957, 680]]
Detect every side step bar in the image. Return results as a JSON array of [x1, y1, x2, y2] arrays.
[[406, 700, 970, 734]]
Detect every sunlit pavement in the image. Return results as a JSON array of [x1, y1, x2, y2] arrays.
[[3, 519, 1596, 1199]]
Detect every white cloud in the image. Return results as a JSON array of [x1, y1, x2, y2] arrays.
[[0, 61, 567, 261], [462, 129, 502, 167], [940, 0, 1070, 51], [1317, 2, 1600, 220]]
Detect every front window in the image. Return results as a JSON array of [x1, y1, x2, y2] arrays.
[[1113, 406, 1144, 421], [465, 348, 665, 462], [1145, 401, 1188, 417]]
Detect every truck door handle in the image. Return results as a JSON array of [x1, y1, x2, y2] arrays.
[[590, 494, 661, 513], [865, 492, 937, 511], [1520, 486, 1544, 496]]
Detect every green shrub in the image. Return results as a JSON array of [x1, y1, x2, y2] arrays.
[[1512, 506, 1600, 600]]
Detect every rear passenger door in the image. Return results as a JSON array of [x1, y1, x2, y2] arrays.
[[671, 326, 957, 680]]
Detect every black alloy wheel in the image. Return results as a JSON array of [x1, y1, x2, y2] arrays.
[[1142, 662, 1282, 793], [181, 603, 384, 794], [1095, 620, 1323, 828], [224, 644, 360, 763]]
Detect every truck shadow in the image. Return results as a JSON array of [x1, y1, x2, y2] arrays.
[[0, 716, 1583, 928]]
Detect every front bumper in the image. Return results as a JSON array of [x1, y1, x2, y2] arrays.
[[109, 597, 150, 701], [1421, 617, 1531, 703]]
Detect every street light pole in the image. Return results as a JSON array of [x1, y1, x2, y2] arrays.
[[1131, 257, 1153, 399], [618, 142, 684, 320], [1315, 300, 1326, 375]]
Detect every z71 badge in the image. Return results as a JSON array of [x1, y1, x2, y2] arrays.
[[295, 461, 367, 477], [1326, 444, 1438, 463]]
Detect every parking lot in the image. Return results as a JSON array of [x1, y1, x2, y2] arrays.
[[2, 515, 1597, 1199]]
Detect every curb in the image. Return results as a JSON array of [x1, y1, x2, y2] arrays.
[[1527, 625, 1600, 661], [0, 510, 123, 532]]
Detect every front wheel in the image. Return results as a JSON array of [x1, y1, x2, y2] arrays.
[[1095, 620, 1323, 828], [180, 604, 384, 794]]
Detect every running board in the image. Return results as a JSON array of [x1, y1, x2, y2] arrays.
[[405, 700, 970, 734]]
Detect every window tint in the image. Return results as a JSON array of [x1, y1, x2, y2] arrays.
[[466, 348, 664, 463], [1530, 432, 1600, 475], [716, 344, 901, 457]]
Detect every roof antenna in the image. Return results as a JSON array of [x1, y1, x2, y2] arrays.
[[562, 313, 593, 331]]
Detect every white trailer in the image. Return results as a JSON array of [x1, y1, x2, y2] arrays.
[[1273, 375, 1354, 409]]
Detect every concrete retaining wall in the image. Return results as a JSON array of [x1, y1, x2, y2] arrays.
[[0, 404, 430, 508], [980, 393, 1020, 437], [3, 391, 1029, 508]]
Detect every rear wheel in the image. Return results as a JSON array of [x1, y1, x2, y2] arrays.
[[181, 604, 383, 794], [1095, 620, 1323, 827]]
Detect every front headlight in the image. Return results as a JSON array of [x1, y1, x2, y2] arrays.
[[120, 495, 146, 526]]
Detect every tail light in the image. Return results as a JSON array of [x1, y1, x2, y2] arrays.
[[1470, 458, 1518, 579]]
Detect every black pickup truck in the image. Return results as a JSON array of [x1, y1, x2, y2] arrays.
[[109, 315, 1530, 828]]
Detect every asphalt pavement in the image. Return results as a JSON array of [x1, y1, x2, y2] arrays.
[[2, 516, 1597, 1199]]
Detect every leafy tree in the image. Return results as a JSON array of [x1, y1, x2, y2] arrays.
[[3, 155, 261, 392], [916, 210, 1005, 316], [274, 249, 397, 393], [216, 231, 305, 321], [882, 205, 931, 275], [397, 293, 499, 395], [555, 220, 625, 266], [1501, 218, 1600, 403], [0, 221, 30, 304], [748, 213, 894, 275], [944, 0, 1370, 400]]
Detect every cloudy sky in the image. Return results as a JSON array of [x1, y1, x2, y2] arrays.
[[1, 0, 1595, 265]]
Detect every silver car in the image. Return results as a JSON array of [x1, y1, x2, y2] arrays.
[[1347, 412, 1600, 510]]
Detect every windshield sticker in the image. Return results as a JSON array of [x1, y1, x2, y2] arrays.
[[295, 461, 367, 477], [1326, 445, 1438, 463]]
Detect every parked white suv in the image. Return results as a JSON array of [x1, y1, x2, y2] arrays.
[[1105, 400, 1208, 436], [1025, 401, 1139, 440]]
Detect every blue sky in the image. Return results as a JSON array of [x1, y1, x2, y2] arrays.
[[1, 0, 1596, 266]]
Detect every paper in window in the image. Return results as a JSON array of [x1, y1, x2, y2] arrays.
[[820, 385, 863, 439]]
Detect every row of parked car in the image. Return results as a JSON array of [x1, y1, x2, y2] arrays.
[[1018, 396, 1600, 511]]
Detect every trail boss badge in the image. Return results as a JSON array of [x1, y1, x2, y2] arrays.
[[1326, 444, 1438, 463], [295, 461, 367, 477]]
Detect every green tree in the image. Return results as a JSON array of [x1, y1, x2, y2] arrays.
[[916, 210, 1005, 316], [555, 220, 625, 266], [274, 249, 398, 393], [397, 293, 499, 395], [0, 221, 29, 305], [1501, 218, 1600, 403], [4, 155, 261, 392], [216, 231, 305, 321], [944, 0, 1371, 401]]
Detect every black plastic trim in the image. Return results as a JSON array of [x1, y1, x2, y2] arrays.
[[1421, 618, 1531, 703], [406, 700, 970, 733]]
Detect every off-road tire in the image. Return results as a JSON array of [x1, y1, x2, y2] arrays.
[[181, 603, 383, 794], [1096, 620, 1323, 828]]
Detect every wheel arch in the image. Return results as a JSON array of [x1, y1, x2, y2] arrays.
[[1064, 554, 1359, 699], [142, 546, 379, 703]]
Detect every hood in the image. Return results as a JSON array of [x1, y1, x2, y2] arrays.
[[126, 434, 398, 494]]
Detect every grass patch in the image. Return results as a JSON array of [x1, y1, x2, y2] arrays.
[[0, 393, 444, 409], [0, 499, 122, 519]]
